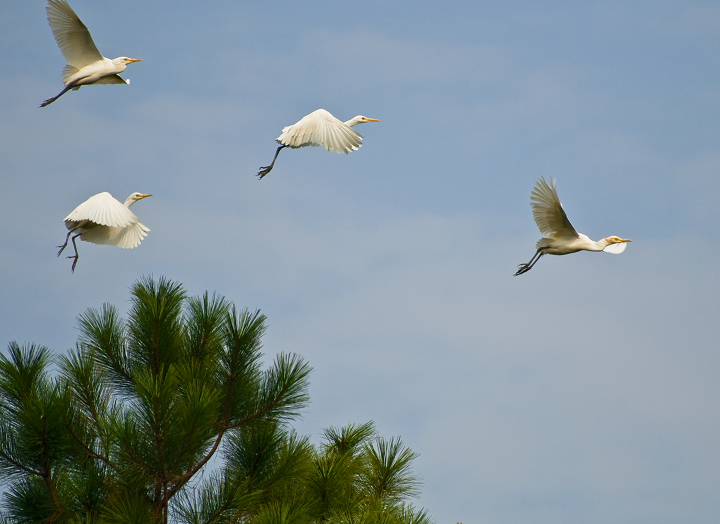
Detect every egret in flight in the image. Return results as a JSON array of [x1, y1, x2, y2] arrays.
[[515, 177, 631, 276], [258, 109, 379, 178], [57, 192, 152, 272], [41, 0, 141, 107]]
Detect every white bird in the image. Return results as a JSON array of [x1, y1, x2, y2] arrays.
[[57, 192, 152, 272], [257, 109, 380, 178], [41, 0, 141, 107], [515, 177, 631, 276]]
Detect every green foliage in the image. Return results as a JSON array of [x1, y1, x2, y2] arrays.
[[0, 276, 431, 524]]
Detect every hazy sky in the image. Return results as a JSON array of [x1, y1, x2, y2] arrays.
[[1, 1, 720, 523]]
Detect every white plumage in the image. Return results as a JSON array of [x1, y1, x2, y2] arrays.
[[41, 0, 141, 107], [515, 177, 631, 276], [258, 109, 379, 178], [57, 192, 152, 272]]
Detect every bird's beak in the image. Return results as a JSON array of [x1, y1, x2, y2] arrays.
[[140, 193, 152, 199], [620, 238, 632, 243], [127, 58, 142, 63], [364, 117, 380, 122]]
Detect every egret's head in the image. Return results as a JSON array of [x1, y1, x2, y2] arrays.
[[606, 236, 631, 244], [112, 57, 142, 72], [124, 193, 152, 207], [601, 236, 632, 254], [346, 115, 380, 127]]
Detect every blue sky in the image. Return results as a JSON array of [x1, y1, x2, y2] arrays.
[[1, 1, 720, 522]]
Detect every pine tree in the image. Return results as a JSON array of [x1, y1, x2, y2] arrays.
[[0, 276, 432, 524]]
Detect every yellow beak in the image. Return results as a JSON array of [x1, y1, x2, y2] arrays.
[[364, 117, 380, 122], [127, 58, 142, 63]]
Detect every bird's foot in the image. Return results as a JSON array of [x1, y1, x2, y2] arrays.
[[40, 97, 57, 108], [56, 244, 67, 257], [257, 166, 272, 179], [514, 264, 531, 276], [67, 255, 78, 273]]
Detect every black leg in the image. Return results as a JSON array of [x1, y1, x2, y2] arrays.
[[40, 83, 75, 108], [515, 250, 544, 276], [57, 227, 78, 256], [67, 233, 81, 273], [257, 145, 286, 179]]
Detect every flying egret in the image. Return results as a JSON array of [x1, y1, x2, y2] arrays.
[[57, 192, 152, 272], [515, 177, 631, 276], [41, 0, 142, 107], [257, 109, 380, 178]]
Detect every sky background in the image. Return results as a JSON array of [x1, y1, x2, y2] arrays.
[[1, 1, 720, 522]]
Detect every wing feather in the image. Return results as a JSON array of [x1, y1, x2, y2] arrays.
[[276, 109, 363, 153], [61, 64, 79, 84], [47, 0, 103, 68], [91, 74, 128, 85], [63, 192, 136, 229], [78, 221, 148, 248], [530, 177, 578, 239]]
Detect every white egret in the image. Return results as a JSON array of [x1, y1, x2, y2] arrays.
[[515, 177, 631, 276], [57, 192, 152, 272], [258, 109, 380, 178], [41, 0, 141, 107]]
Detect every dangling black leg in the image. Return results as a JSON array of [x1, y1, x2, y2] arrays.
[[40, 82, 76, 108], [257, 145, 286, 179], [515, 250, 544, 276], [57, 227, 78, 256], [67, 233, 82, 273]]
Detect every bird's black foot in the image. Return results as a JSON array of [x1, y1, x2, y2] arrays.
[[57, 230, 75, 256], [67, 255, 79, 273], [257, 166, 272, 179], [40, 97, 57, 108], [514, 264, 531, 276], [257, 146, 285, 179]]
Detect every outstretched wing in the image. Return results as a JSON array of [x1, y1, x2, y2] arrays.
[[64, 192, 137, 229], [81, 221, 149, 248], [276, 109, 363, 153], [91, 74, 128, 85], [530, 177, 578, 239], [47, 0, 103, 68]]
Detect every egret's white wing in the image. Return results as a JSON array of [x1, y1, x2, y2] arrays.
[[64, 192, 137, 229], [530, 177, 578, 239], [277, 109, 363, 153], [603, 242, 628, 254], [61, 64, 79, 84], [111, 222, 149, 248], [47, 0, 103, 68], [92, 74, 128, 85], [81, 222, 149, 248]]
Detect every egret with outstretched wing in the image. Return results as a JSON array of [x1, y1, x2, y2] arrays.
[[515, 177, 631, 276], [57, 192, 152, 272], [258, 109, 379, 178], [41, 0, 141, 107]]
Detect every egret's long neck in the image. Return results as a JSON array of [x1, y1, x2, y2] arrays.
[[577, 233, 604, 251], [593, 238, 612, 251], [344, 116, 364, 127]]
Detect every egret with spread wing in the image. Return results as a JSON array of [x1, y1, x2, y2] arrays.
[[515, 177, 631, 276], [41, 0, 141, 107], [57, 192, 152, 272], [258, 109, 379, 178]]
